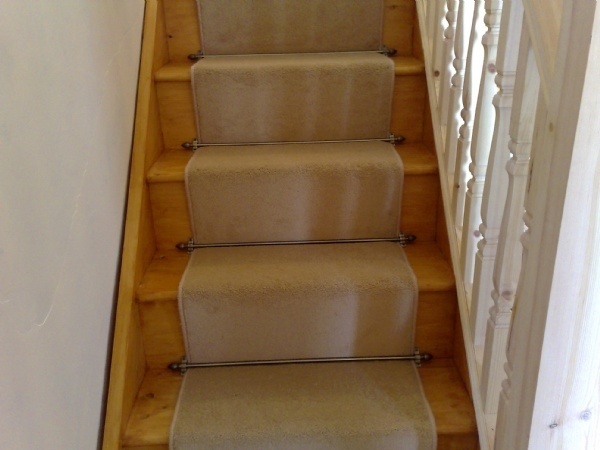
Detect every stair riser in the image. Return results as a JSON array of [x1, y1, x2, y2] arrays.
[[148, 172, 439, 250], [163, 0, 417, 63], [155, 74, 426, 149], [139, 289, 456, 369]]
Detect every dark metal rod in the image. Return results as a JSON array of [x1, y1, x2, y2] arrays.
[[169, 352, 432, 373], [183, 135, 405, 150], [177, 235, 416, 251]]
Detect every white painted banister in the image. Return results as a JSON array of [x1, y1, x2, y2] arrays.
[[439, 0, 459, 125], [419, 1, 600, 448], [481, 14, 540, 416], [497, 3, 600, 447], [445, 0, 475, 181], [432, 1, 449, 97], [460, 0, 503, 289], [451, 0, 486, 232], [469, 0, 522, 351]]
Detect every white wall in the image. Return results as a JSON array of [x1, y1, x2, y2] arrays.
[[0, 1, 144, 448]]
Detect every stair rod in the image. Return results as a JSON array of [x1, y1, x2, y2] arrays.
[[188, 46, 398, 61], [170, 350, 433, 374], [177, 235, 417, 252], [182, 134, 406, 151]]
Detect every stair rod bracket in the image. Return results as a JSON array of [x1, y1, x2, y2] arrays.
[[187, 50, 204, 61], [380, 45, 398, 57], [181, 135, 406, 151], [176, 234, 416, 254], [169, 349, 433, 375]]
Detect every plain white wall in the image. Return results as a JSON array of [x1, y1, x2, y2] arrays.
[[0, 1, 144, 448]]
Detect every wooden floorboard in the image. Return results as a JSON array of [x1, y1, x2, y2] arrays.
[[123, 359, 477, 449]]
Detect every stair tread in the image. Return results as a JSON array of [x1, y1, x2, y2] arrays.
[[180, 243, 418, 362], [147, 142, 437, 184], [154, 56, 425, 83], [123, 359, 476, 448], [137, 242, 454, 303], [171, 361, 434, 448]]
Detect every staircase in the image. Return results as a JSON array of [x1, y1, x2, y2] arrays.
[[103, 1, 479, 449]]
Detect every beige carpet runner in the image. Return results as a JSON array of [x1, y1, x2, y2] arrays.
[[191, 53, 394, 144], [196, 0, 384, 55], [171, 1, 436, 448]]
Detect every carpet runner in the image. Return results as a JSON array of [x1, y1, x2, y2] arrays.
[[170, 0, 436, 448], [191, 53, 394, 144], [185, 142, 403, 244], [196, 0, 384, 55], [171, 362, 436, 449]]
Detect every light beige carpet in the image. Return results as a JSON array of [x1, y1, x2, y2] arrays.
[[179, 242, 417, 363], [196, 0, 384, 55], [191, 53, 394, 144], [185, 141, 403, 244], [170, 361, 436, 449]]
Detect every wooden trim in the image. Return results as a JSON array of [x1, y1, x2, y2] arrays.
[[102, 1, 165, 448]]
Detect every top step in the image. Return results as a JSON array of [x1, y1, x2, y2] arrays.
[[197, 0, 384, 55]]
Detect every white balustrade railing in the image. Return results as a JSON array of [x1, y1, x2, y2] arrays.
[[481, 14, 540, 416], [470, 0, 522, 355], [451, 0, 486, 232], [438, 0, 458, 125], [460, 0, 502, 289], [414, 0, 600, 448], [444, 0, 475, 180]]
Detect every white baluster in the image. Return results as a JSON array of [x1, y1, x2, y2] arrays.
[[451, 0, 486, 234], [432, 1, 449, 104], [444, 0, 475, 180], [460, 0, 503, 291], [438, 1, 459, 125], [470, 0, 521, 351], [488, 25, 541, 419]]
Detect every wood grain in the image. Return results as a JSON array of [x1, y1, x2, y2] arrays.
[[102, 1, 163, 448], [383, 0, 415, 56], [162, 0, 201, 63]]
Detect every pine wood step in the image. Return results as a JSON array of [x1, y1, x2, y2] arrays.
[[138, 241, 453, 302], [136, 242, 457, 368], [153, 57, 428, 148], [147, 142, 437, 183], [146, 143, 440, 249], [122, 359, 477, 449]]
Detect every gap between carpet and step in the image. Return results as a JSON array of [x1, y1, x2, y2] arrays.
[[122, 359, 477, 449]]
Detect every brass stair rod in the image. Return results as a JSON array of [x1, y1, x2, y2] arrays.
[[170, 350, 433, 374], [177, 235, 416, 252]]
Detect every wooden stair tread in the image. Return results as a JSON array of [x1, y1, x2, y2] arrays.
[[137, 241, 454, 303], [154, 56, 425, 83], [123, 359, 476, 448], [147, 142, 437, 184]]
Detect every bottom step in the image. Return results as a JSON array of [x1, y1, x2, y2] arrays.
[[171, 361, 435, 449], [123, 359, 478, 449]]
